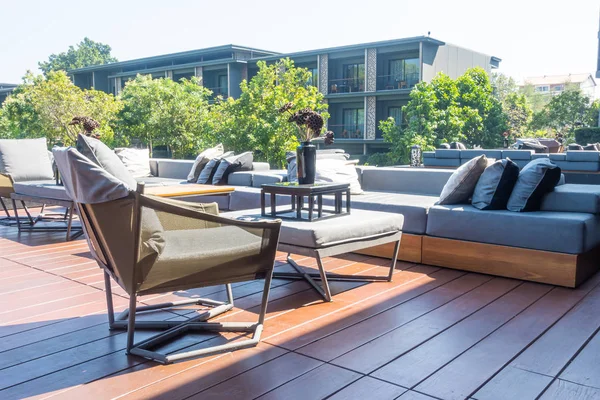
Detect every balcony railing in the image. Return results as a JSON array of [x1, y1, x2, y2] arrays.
[[206, 86, 229, 97], [329, 124, 364, 139], [328, 78, 365, 94], [376, 72, 419, 91]]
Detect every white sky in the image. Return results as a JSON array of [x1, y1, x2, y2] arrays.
[[1, 0, 599, 84]]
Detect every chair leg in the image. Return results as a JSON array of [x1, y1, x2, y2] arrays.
[[12, 199, 22, 233], [126, 292, 137, 354], [388, 239, 401, 282], [315, 254, 333, 302]]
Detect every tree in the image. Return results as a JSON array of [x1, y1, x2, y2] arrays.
[[39, 38, 118, 75], [117, 75, 214, 158], [212, 58, 329, 167], [503, 92, 533, 138], [491, 73, 519, 104], [1, 70, 122, 145], [530, 89, 597, 141]]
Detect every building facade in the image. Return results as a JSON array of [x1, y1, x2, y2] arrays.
[[521, 74, 597, 99], [0, 83, 18, 104], [70, 37, 500, 156]]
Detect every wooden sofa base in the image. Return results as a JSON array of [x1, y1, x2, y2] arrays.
[[421, 236, 600, 288], [356, 233, 422, 263]]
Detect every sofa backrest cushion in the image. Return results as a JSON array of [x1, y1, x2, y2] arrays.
[[114, 148, 151, 178], [507, 158, 561, 212], [461, 149, 502, 160], [361, 168, 453, 195], [0, 138, 54, 182], [435, 149, 461, 159], [501, 150, 534, 160], [566, 151, 600, 162], [155, 159, 194, 179], [76, 134, 137, 189], [540, 184, 600, 214]]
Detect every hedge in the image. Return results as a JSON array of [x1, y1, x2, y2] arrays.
[[575, 128, 600, 145]]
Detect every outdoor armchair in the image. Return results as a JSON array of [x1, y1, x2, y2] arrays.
[[53, 147, 282, 364]]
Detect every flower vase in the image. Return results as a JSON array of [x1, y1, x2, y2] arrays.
[[296, 141, 316, 185]]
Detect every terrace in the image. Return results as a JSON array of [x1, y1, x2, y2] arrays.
[[2, 212, 600, 399]]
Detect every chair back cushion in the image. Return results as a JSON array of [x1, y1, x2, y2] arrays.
[[76, 134, 137, 189], [52, 147, 130, 204], [114, 148, 151, 178], [0, 138, 54, 182]]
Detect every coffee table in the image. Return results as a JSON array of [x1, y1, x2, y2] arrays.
[[261, 182, 350, 221], [226, 208, 404, 302]]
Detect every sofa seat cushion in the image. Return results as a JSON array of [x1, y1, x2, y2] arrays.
[[227, 171, 253, 187], [228, 186, 437, 234], [427, 204, 600, 254], [225, 208, 403, 249], [541, 184, 600, 214], [12, 180, 71, 201], [136, 176, 185, 187], [252, 171, 287, 187]]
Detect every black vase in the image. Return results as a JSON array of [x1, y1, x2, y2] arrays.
[[296, 141, 316, 185]]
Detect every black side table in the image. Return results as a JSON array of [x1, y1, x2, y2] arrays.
[[261, 183, 350, 221]]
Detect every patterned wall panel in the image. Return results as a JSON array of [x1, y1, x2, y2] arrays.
[[318, 54, 329, 95], [241, 64, 248, 81], [366, 96, 377, 139], [195, 66, 203, 85], [366, 48, 377, 92]]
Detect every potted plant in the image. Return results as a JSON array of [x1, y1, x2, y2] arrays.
[[278, 103, 334, 184]]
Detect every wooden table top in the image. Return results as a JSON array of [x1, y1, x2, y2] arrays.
[[145, 184, 235, 198]]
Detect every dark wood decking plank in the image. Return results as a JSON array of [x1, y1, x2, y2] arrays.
[[328, 376, 407, 400], [371, 281, 550, 386], [559, 328, 600, 388], [414, 274, 600, 400]]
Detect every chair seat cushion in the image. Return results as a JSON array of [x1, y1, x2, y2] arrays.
[[12, 180, 71, 201], [142, 225, 263, 292], [427, 204, 600, 254]]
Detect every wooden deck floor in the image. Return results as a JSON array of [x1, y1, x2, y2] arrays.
[[2, 224, 600, 400]]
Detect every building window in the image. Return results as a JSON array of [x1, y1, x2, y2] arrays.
[[388, 107, 403, 126], [535, 85, 550, 92], [387, 58, 419, 89], [552, 84, 564, 92], [341, 108, 364, 139], [307, 67, 318, 87], [343, 63, 365, 91]]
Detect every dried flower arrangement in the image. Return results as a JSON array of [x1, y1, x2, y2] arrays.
[[278, 103, 334, 145]]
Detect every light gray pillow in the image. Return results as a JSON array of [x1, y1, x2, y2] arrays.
[[437, 155, 488, 205], [187, 144, 224, 183], [76, 134, 137, 189], [212, 151, 253, 185], [197, 151, 233, 184], [114, 148, 151, 178], [507, 158, 561, 212], [0, 138, 54, 182]]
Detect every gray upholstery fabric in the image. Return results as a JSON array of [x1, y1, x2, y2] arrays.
[[502, 150, 533, 160], [532, 154, 550, 160], [227, 186, 436, 234], [426, 204, 600, 254], [252, 162, 271, 171], [437, 156, 488, 205], [541, 184, 600, 214], [361, 168, 453, 195], [435, 149, 461, 159], [252, 171, 287, 188], [512, 160, 531, 169], [186, 144, 224, 182], [157, 159, 195, 179], [149, 159, 159, 176], [52, 147, 130, 204], [549, 153, 566, 161], [424, 158, 461, 167], [227, 171, 253, 187], [76, 134, 137, 189], [460, 149, 502, 160], [225, 208, 404, 249], [423, 151, 435, 159], [12, 180, 71, 201], [135, 176, 185, 187], [0, 138, 54, 182], [507, 158, 561, 212], [553, 161, 600, 172], [566, 151, 600, 162]]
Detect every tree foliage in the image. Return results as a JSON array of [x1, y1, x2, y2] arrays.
[[117, 75, 214, 158], [39, 37, 118, 75], [0, 71, 122, 145], [212, 59, 328, 167], [503, 92, 533, 138]]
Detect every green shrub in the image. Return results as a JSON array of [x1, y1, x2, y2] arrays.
[[575, 128, 600, 145], [365, 152, 395, 166]]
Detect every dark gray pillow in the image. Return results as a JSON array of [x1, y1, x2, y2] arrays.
[[472, 158, 520, 210], [568, 144, 584, 151], [449, 142, 466, 150], [0, 138, 54, 182], [286, 152, 298, 183], [76, 134, 137, 189], [584, 143, 599, 151], [197, 151, 233, 184], [507, 158, 561, 212], [186, 144, 224, 183], [437, 155, 488, 205], [212, 152, 254, 185], [438, 143, 451, 149]]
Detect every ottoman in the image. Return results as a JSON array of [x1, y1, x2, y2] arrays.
[[225, 208, 404, 301]]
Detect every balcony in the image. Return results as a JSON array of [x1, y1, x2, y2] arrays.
[[377, 72, 419, 91], [328, 77, 365, 94], [206, 86, 228, 98], [329, 123, 364, 139]]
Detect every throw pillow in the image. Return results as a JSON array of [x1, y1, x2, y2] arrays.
[[196, 151, 233, 184], [186, 144, 224, 183], [568, 144, 584, 151], [212, 152, 254, 185], [286, 152, 298, 183], [76, 134, 138, 189], [471, 158, 520, 210], [438, 143, 451, 149], [584, 143, 599, 151], [449, 142, 466, 150], [507, 158, 561, 212], [437, 155, 488, 205], [114, 148, 151, 178], [315, 158, 363, 194], [0, 138, 54, 182]]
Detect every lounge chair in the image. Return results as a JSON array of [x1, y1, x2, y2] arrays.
[[53, 146, 281, 364]]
